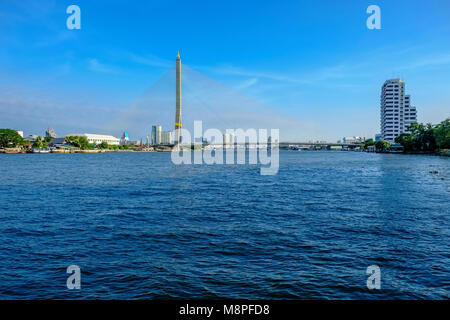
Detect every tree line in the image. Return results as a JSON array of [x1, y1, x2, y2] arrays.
[[360, 118, 450, 153], [0, 130, 132, 150], [395, 119, 449, 152], [0, 129, 27, 148]]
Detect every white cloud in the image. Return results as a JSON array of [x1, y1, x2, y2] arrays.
[[235, 77, 259, 90], [0, 87, 120, 136], [88, 59, 119, 74], [127, 53, 172, 68]]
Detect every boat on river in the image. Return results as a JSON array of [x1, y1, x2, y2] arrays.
[[32, 148, 51, 154]]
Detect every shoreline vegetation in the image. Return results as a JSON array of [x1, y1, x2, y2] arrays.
[[0, 147, 170, 154], [359, 118, 449, 156], [1, 118, 449, 156], [0, 130, 172, 154]]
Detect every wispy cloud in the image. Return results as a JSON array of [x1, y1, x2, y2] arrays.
[[0, 87, 119, 136], [193, 63, 363, 88], [0, 0, 56, 24], [235, 77, 259, 90], [195, 64, 300, 83], [35, 30, 76, 47], [398, 53, 450, 70], [127, 53, 172, 68], [193, 49, 450, 89], [88, 59, 119, 74]]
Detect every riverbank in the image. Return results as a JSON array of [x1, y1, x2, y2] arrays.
[[0, 148, 167, 154], [2, 147, 449, 156], [437, 149, 450, 157]]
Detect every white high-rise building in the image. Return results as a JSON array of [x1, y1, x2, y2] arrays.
[[45, 127, 57, 138], [380, 79, 417, 142], [151, 125, 162, 145], [160, 131, 172, 145]]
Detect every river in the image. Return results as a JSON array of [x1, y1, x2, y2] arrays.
[[0, 151, 448, 299]]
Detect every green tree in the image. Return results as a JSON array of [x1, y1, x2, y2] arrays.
[[375, 140, 391, 151], [98, 141, 108, 149], [66, 136, 90, 150], [78, 137, 90, 150], [433, 118, 450, 149], [361, 138, 375, 150], [407, 122, 437, 151], [0, 129, 25, 148], [33, 136, 48, 148], [33, 136, 43, 148], [395, 133, 415, 151], [420, 123, 437, 151]]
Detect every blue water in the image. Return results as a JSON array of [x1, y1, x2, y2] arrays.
[[0, 151, 449, 299]]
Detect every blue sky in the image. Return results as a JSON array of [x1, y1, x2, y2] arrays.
[[0, 0, 449, 141]]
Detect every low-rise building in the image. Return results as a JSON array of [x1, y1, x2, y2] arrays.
[[67, 133, 120, 145], [48, 137, 67, 148], [25, 134, 39, 142], [343, 136, 365, 144]]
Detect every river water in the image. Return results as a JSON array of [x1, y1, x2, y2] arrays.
[[0, 151, 448, 299]]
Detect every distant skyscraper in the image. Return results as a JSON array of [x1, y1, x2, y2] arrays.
[[380, 79, 417, 142], [151, 125, 162, 145], [45, 127, 57, 138], [223, 133, 230, 146], [174, 51, 182, 145], [160, 131, 173, 145], [121, 131, 129, 141]]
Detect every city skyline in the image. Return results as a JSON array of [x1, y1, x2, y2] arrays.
[[1, 1, 450, 140]]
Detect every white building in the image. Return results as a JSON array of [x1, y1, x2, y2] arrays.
[[26, 134, 39, 142], [403, 95, 417, 133], [151, 125, 162, 145], [45, 128, 57, 138], [343, 136, 364, 144], [16, 130, 24, 138], [68, 133, 120, 145], [160, 131, 172, 145], [380, 79, 417, 142]]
